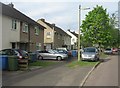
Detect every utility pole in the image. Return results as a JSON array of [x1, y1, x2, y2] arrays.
[[78, 5, 81, 61], [78, 5, 90, 61]]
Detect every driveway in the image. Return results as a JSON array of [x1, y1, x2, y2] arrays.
[[2, 57, 93, 86]]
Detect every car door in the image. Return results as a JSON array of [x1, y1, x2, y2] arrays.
[[40, 51, 49, 59], [48, 50, 56, 59]]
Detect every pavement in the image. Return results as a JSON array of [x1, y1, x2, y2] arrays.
[[83, 55, 118, 86], [2, 56, 98, 86]]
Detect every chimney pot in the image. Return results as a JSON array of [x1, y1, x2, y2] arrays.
[[40, 18, 45, 22], [8, 3, 14, 8], [52, 23, 55, 27]]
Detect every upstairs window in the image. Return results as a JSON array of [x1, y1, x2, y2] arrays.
[[35, 26, 39, 35], [22, 22, 28, 33], [46, 32, 51, 38], [12, 19, 17, 30]]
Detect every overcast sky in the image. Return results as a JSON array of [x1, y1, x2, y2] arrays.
[[1, 0, 120, 32]]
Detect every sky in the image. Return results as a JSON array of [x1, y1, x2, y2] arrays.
[[1, 0, 120, 32]]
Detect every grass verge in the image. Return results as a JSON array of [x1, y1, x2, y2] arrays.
[[67, 60, 98, 68], [29, 60, 59, 67], [100, 53, 108, 59]]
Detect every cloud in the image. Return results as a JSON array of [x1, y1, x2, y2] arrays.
[[1, 1, 119, 31], [1, 0, 119, 2]]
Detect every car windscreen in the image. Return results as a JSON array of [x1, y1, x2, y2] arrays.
[[84, 48, 96, 52], [105, 48, 111, 50]]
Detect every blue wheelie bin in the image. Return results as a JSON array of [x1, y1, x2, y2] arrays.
[[0, 55, 8, 70], [72, 50, 77, 57]]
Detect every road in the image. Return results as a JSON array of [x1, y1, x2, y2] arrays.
[[84, 55, 118, 86], [2, 57, 93, 86]]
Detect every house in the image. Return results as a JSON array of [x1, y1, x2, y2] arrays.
[[66, 29, 78, 50], [37, 19, 71, 50], [1, 2, 45, 52]]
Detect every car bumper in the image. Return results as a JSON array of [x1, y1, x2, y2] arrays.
[[82, 57, 96, 61]]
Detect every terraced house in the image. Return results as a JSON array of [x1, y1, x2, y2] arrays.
[[66, 29, 78, 50], [37, 19, 71, 50], [1, 3, 45, 52]]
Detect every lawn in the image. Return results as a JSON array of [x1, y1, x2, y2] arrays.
[[67, 52, 108, 68], [100, 52, 109, 59], [29, 60, 59, 67], [67, 60, 99, 68]]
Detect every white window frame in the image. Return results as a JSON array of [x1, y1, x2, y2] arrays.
[[12, 19, 17, 30], [35, 26, 39, 35], [22, 22, 28, 33]]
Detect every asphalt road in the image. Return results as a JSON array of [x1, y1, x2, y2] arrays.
[[84, 55, 118, 86], [2, 57, 93, 86]]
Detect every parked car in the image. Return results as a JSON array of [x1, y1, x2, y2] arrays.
[[112, 48, 118, 52], [0, 49, 29, 60], [104, 48, 113, 54], [35, 49, 68, 61], [56, 48, 72, 56], [81, 47, 100, 61], [118, 48, 120, 51]]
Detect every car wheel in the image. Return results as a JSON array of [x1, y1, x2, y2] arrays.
[[57, 56, 62, 61], [97, 57, 100, 61], [38, 55, 43, 60]]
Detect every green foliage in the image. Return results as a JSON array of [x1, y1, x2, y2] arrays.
[[67, 60, 98, 68], [29, 61, 58, 67], [81, 5, 117, 48]]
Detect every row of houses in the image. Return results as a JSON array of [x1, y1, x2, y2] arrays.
[[0, 2, 78, 52]]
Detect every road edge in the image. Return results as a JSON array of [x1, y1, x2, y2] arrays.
[[80, 61, 101, 87]]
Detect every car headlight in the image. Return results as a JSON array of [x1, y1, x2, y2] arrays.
[[91, 55, 95, 57], [81, 54, 85, 58]]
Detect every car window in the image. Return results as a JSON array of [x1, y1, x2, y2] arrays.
[[84, 48, 96, 52], [48, 50, 54, 53], [105, 48, 111, 50], [21, 50, 28, 56], [43, 51, 49, 53], [53, 50, 59, 53], [38, 51, 42, 53], [0, 50, 6, 55], [1, 49, 15, 55]]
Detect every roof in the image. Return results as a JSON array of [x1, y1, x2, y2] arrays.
[[67, 30, 78, 37], [70, 31, 78, 37], [1, 2, 45, 29], [40, 20, 71, 37]]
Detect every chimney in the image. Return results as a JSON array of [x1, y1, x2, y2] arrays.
[[67, 29, 70, 32], [40, 18, 45, 22], [52, 23, 55, 27], [8, 3, 14, 8]]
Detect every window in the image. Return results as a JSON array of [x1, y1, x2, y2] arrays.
[[12, 19, 17, 30], [36, 43, 41, 50], [58, 34, 60, 39], [35, 26, 39, 35], [22, 22, 28, 33], [12, 43, 16, 49], [72, 38, 75, 42], [46, 32, 51, 38]]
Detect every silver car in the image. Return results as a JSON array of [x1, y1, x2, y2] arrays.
[[36, 49, 68, 61], [81, 47, 100, 61], [104, 48, 113, 54]]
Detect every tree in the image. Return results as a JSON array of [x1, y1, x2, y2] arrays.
[[81, 5, 112, 48], [109, 13, 120, 48]]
